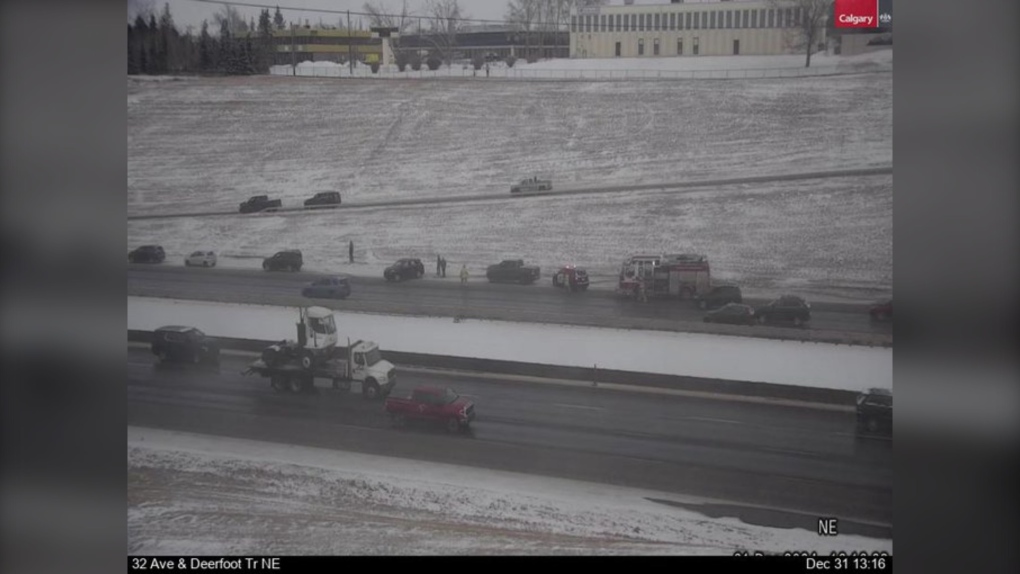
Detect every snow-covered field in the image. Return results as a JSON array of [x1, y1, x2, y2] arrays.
[[128, 53, 891, 303], [128, 426, 893, 554], [128, 296, 892, 392], [268, 49, 893, 80]]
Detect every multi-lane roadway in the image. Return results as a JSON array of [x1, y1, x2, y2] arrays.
[[128, 265, 892, 343], [128, 348, 892, 536]]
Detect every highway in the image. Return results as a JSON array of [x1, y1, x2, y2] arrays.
[[128, 265, 893, 341], [128, 348, 892, 537], [126, 166, 894, 221]]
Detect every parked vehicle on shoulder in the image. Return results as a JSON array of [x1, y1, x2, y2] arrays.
[[552, 265, 589, 291], [263, 250, 303, 272], [510, 176, 553, 194], [755, 295, 811, 326], [702, 303, 756, 326], [695, 284, 742, 309], [239, 195, 282, 214], [486, 259, 541, 284], [384, 258, 425, 282], [129, 245, 165, 264], [304, 191, 342, 208], [855, 388, 892, 438], [870, 299, 893, 322], [302, 276, 351, 299], [384, 385, 476, 433], [151, 325, 220, 365], [185, 250, 217, 267]]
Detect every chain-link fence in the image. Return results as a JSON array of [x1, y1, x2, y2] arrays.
[[269, 63, 888, 81]]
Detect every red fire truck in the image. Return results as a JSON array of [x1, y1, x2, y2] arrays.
[[616, 253, 711, 300]]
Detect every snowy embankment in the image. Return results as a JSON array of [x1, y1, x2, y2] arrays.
[[269, 49, 892, 80], [128, 426, 893, 554], [128, 296, 891, 392]]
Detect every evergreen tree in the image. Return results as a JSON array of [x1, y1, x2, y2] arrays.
[[199, 20, 213, 72], [258, 9, 274, 72], [273, 6, 285, 29], [159, 3, 177, 73]]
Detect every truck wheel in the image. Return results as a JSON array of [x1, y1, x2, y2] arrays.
[[866, 417, 879, 433], [270, 375, 286, 392], [300, 350, 315, 370], [698, 300, 708, 309], [446, 418, 461, 433], [758, 315, 768, 324], [156, 350, 167, 363], [263, 262, 269, 271], [363, 379, 379, 400], [289, 377, 303, 393], [793, 316, 803, 327], [390, 413, 405, 427]]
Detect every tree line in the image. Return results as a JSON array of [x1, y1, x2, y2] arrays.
[[128, 3, 285, 75]]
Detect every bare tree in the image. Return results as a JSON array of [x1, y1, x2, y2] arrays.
[[423, 0, 464, 67], [505, 0, 539, 60], [768, 0, 831, 67], [363, 0, 416, 56]]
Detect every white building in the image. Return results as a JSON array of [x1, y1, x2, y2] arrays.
[[569, 1, 827, 58]]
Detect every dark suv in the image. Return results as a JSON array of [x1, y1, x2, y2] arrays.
[[855, 388, 892, 438], [129, 245, 165, 264], [755, 295, 811, 326], [384, 258, 425, 282], [151, 325, 220, 365], [304, 191, 342, 208], [695, 284, 743, 309], [263, 250, 303, 272]]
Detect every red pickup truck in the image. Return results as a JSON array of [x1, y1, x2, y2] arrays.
[[384, 385, 476, 432]]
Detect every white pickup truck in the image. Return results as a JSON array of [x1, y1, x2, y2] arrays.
[[510, 177, 553, 194]]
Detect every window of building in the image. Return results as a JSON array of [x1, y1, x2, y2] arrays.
[[733, 39, 740, 55], [724, 11, 731, 29], [654, 13, 660, 30], [785, 8, 793, 27], [615, 41, 621, 57], [795, 7, 802, 26], [759, 9, 765, 28], [693, 36, 699, 55], [677, 37, 683, 55], [693, 12, 700, 29], [752, 9, 758, 28], [770, 9, 776, 27], [653, 37, 660, 55], [710, 11, 716, 29], [638, 38, 644, 55], [570, 15, 576, 32], [615, 14, 621, 32], [670, 13, 676, 30], [685, 12, 691, 29], [741, 10, 748, 28], [600, 15, 605, 32]]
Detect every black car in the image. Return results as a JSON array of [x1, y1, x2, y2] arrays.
[[263, 250, 303, 272], [703, 303, 756, 326], [695, 284, 743, 309], [151, 325, 220, 365], [755, 295, 811, 326], [302, 276, 351, 299], [304, 192, 342, 208], [384, 258, 425, 282], [129, 245, 165, 264], [855, 388, 892, 438]]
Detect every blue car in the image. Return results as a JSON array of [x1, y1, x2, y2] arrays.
[[302, 276, 351, 299]]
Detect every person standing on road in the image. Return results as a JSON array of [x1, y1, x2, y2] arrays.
[[460, 264, 468, 285], [348, 240, 354, 264], [440, 257, 447, 277], [436, 255, 442, 277], [485, 63, 490, 78]]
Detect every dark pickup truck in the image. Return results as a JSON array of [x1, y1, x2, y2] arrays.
[[239, 195, 282, 214], [486, 259, 541, 284], [304, 191, 341, 208], [855, 388, 892, 438], [384, 385, 475, 433]]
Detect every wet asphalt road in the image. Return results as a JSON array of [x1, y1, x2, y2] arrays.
[[128, 266, 893, 341], [128, 348, 892, 538]]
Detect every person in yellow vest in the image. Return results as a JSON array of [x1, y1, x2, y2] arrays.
[[460, 264, 469, 284]]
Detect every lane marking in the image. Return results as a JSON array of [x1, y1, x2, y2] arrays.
[[683, 417, 743, 425], [552, 403, 606, 411]]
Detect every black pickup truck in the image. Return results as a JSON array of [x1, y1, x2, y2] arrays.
[[855, 388, 892, 438], [486, 259, 541, 284], [239, 195, 282, 214]]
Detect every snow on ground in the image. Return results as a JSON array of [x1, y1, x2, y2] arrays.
[[128, 296, 892, 392], [128, 426, 893, 555], [128, 55, 891, 302], [129, 175, 892, 303], [268, 49, 892, 79]]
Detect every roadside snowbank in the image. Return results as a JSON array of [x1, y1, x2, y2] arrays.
[[127, 296, 892, 392], [128, 426, 893, 555]]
